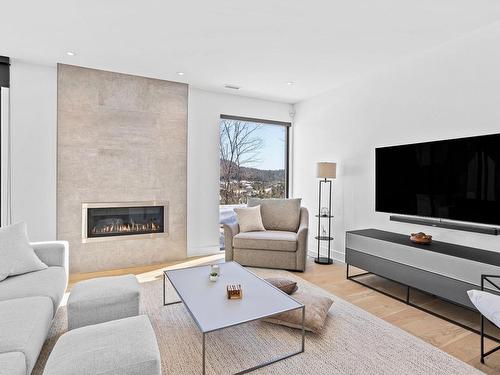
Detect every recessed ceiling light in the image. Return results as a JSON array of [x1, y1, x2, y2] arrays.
[[66, 51, 76, 56], [177, 72, 185, 76], [287, 81, 295, 85], [224, 84, 240, 90]]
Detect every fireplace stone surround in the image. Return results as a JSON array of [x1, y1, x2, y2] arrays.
[[57, 64, 187, 273]]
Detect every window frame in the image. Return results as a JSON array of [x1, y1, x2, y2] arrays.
[[219, 114, 291, 199]]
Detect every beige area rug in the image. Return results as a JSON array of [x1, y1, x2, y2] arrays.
[[34, 268, 483, 374]]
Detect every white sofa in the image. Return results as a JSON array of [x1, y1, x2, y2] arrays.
[[0, 241, 69, 375]]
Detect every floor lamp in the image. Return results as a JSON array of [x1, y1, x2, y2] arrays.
[[315, 162, 336, 265]]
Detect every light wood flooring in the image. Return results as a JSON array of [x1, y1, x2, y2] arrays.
[[69, 255, 500, 374]]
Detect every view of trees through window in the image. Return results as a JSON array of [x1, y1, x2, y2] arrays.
[[219, 118, 288, 206]]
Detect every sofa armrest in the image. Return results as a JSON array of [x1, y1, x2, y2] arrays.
[[223, 222, 239, 261], [296, 207, 309, 271], [31, 241, 69, 277]]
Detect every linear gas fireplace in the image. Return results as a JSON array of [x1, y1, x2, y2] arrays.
[[82, 201, 168, 243]]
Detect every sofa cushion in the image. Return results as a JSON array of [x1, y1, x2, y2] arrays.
[[0, 266, 67, 315], [234, 205, 265, 232], [233, 230, 297, 252], [0, 222, 47, 281], [43, 315, 161, 375], [247, 198, 301, 232], [0, 352, 26, 375], [0, 296, 53, 374]]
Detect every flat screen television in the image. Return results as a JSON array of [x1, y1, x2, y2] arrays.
[[376, 133, 500, 226]]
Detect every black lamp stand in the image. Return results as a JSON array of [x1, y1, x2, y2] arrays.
[[315, 178, 333, 264]]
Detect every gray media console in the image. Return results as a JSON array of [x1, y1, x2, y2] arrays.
[[346, 229, 500, 339]]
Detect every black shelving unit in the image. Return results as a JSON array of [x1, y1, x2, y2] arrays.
[[315, 179, 334, 264]]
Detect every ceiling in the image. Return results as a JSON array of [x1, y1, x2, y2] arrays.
[[2, 0, 500, 103]]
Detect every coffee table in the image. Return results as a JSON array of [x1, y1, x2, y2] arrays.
[[163, 261, 305, 374]]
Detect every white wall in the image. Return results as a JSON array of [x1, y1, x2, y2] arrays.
[[187, 88, 292, 256], [293, 22, 500, 262], [6, 64, 292, 256], [10, 61, 57, 241]]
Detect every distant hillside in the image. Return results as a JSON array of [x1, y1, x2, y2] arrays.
[[220, 160, 285, 182]]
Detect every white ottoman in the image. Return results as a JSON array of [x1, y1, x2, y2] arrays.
[[68, 274, 140, 330], [43, 315, 161, 375]]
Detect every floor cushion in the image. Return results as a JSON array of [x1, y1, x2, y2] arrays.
[[43, 315, 161, 375], [0, 296, 53, 374], [0, 266, 67, 315], [265, 277, 298, 295], [263, 291, 333, 333], [233, 230, 297, 252], [68, 274, 140, 330]]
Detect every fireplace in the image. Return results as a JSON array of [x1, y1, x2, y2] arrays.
[[82, 201, 168, 243]]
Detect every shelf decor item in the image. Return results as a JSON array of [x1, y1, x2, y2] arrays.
[[226, 284, 243, 299], [410, 232, 432, 244], [315, 162, 337, 264]]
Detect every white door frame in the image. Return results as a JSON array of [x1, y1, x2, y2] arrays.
[[1, 86, 11, 226]]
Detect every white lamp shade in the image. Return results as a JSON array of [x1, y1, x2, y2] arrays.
[[316, 162, 337, 179]]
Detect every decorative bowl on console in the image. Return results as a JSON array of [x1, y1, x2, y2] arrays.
[[410, 232, 432, 244]]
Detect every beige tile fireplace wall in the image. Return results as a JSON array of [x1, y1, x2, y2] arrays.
[[57, 64, 187, 273]]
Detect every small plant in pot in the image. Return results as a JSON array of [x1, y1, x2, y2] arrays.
[[209, 272, 219, 282]]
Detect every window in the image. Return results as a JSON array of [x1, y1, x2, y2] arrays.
[[219, 115, 290, 248]]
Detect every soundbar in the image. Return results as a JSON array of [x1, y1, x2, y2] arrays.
[[390, 215, 499, 235]]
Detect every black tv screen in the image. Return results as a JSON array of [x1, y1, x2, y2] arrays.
[[376, 133, 500, 226]]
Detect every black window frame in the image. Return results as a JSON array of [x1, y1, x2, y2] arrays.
[[219, 114, 291, 199]]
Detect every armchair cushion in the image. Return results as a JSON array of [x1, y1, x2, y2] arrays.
[[468, 289, 500, 327], [233, 231, 297, 252], [248, 198, 301, 232], [234, 205, 265, 232]]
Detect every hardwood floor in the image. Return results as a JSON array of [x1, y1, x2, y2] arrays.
[[69, 255, 500, 373]]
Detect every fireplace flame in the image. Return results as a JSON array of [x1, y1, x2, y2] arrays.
[[92, 221, 161, 235]]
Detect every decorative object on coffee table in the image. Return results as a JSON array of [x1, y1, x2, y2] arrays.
[[410, 232, 432, 244], [209, 272, 219, 282], [227, 284, 243, 299], [315, 162, 337, 264], [211, 264, 220, 275]]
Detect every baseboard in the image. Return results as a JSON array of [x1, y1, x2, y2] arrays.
[[187, 245, 222, 257], [308, 249, 345, 263]]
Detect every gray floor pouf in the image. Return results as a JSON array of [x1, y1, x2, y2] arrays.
[[43, 315, 161, 375], [67, 274, 139, 330]]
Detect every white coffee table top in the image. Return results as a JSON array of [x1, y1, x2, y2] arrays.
[[164, 262, 303, 333]]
